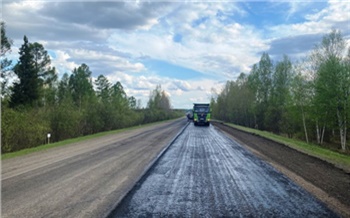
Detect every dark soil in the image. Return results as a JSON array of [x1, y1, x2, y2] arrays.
[[213, 121, 350, 217]]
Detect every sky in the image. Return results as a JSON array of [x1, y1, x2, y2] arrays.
[[1, 0, 350, 109]]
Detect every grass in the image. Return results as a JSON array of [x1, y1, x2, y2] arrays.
[[1, 118, 182, 160], [222, 122, 350, 171]]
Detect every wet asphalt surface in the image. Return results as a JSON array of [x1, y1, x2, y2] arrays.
[[110, 123, 339, 217]]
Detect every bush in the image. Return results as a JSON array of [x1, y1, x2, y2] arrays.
[[49, 100, 81, 142], [2, 107, 50, 153]]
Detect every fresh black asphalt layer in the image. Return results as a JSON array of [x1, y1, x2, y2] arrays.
[[110, 123, 339, 217]]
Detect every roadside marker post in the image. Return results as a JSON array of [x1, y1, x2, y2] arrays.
[[47, 133, 51, 144]]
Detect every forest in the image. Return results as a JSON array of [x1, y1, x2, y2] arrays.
[[211, 29, 349, 152], [1, 22, 182, 153]]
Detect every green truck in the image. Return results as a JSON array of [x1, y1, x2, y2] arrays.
[[193, 103, 211, 126]]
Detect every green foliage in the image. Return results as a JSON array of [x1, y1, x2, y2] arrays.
[[311, 30, 349, 150], [1, 106, 50, 152], [246, 53, 274, 130], [212, 29, 349, 152], [212, 77, 255, 127], [0, 22, 12, 57], [30, 42, 50, 74], [144, 85, 177, 123], [266, 55, 292, 133], [69, 63, 94, 110], [147, 85, 171, 111], [57, 73, 70, 102], [30, 42, 57, 92], [49, 98, 81, 141], [1, 21, 13, 98], [10, 36, 40, 108], [2, 58, 182, 153], [95, 74, 111, 102], [128, 96, 137, 109]]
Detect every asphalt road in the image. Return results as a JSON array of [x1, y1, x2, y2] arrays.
[[111, 123, 339, 217], [1, 118, 187, 218]]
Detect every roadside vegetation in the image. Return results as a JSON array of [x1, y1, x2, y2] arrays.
[[211, 29, 350, 154], [1, 22, 183, 154]]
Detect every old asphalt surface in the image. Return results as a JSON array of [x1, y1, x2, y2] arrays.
[[1, 118, 187, 218]]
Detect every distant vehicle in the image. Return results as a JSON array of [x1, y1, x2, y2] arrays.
[[186, 110, 193, 120], [193, 103, 211, 126]]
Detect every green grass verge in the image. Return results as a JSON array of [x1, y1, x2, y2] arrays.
[[1, 117, 184, 160], [221, 121, 350, 171]]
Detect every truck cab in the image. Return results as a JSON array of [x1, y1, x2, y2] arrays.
[[193, 103, 211, 126]]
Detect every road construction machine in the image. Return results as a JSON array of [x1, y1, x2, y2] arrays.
[[193, 103, 211, 126]]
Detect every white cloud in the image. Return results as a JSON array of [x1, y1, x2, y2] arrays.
[[108, 7, 266, 80], [270, 1, 350, 38], [3, 1, 43, 17], [50, 51, 79, 76], [104, 69, 221, 108], [286, 2, 313, 21], [173, 89, 184, 96], [169, 80, 192, 91], [69, 49, 146, 73]]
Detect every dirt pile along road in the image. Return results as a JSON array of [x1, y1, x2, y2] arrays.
[[110, 123, 338, 217], [213, 121, 350, 217], [1, 118, 187, 218]]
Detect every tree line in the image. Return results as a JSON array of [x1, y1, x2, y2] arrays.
[[211, 30, 349, 152], [1, 22, 182, 153]]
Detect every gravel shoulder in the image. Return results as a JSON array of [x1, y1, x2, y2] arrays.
[[213, 121, 350, 217], [1, 118, 187, 218]]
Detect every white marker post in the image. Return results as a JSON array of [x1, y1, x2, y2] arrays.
[[47, 133, 51, 144]]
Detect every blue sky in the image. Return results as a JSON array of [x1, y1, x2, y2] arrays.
[[145, 59, 206, 80], [2, 0, 350, 108]]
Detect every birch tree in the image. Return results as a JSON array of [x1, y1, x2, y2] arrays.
[[312, 30, 349, 151], [291, 70, 311, 143]]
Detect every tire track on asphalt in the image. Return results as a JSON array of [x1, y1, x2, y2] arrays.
[[205, 135, 225, 216], [162, 132, 188, 215], [204, 128, 236, 216], [212, 129, 262, 216]]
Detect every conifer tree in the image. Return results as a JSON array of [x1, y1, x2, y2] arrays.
[[10, 36, 39, 108]]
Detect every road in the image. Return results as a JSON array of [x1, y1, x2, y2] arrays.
[[110, 123, 338, 217], [1, 118, 187, 218]]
